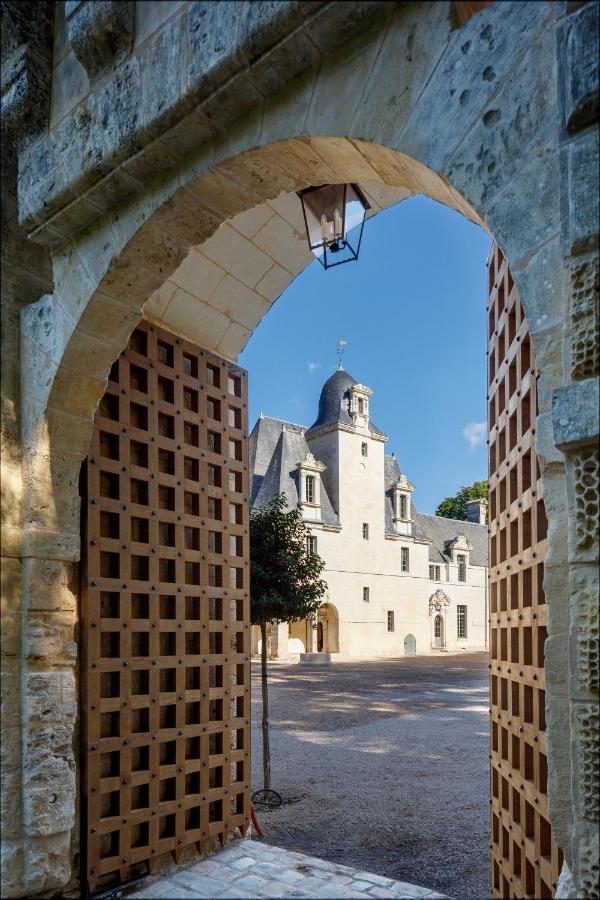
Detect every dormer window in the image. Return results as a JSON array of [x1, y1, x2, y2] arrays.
[[297, 451, 326, 520], [358, 397, 365, 415], [392, 475, 415, 535], [457, 553, 467, 582]]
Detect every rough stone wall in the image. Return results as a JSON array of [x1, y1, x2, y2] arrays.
[[1, 3, 57, 895], [552, 3, 599, 896], [0, 1, 598, 897]]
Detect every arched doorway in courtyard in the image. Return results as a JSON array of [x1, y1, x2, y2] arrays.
[[434, 615, 445, 649], [11, 3, 591, 897], [317, 603, 340, 654]]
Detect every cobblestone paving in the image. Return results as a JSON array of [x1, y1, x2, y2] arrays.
[[129, 840, 446, 899]]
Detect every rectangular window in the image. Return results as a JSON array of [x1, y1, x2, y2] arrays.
[[358, 398, 364, 415], [399, 494, 407, 519], [363, 587, 370, 603], [401, 547, 409, 572], [305, 475, 315, 504], [362, 523, 369, 540], [457, 605, 467, 639], [457, 554, 467, 582], [306, 535, 317, 555], [429, 565, 441, 581], [387, 611, 395, 632], [361, 442, 368, 457]]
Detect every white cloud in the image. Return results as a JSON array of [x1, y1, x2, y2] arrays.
[[462, 421, 486, 451], [307, 361, 321, 372]]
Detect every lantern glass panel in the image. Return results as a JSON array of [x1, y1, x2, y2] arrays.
[[299, 183, 370, 269], [302, 184, 346, 255], [344, 184, 366, 235]]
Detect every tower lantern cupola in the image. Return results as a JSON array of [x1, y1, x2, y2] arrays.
[[350, 384, 373, 432]]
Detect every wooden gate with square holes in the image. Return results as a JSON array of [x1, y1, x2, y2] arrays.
[[80, 321, 251, 895], [487, 245, 562, 898]]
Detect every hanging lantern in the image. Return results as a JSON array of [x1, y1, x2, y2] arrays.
[[297, 183, 370, 269]]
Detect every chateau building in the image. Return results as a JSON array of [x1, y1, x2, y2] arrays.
[[250, 368, 489, 658]]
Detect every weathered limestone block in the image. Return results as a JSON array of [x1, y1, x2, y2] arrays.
[[1, 761, 22, 839], [561, 128, 600, 256], [188, 1, 244, 98], [141, 10, 193, 135], [573, 702, 599, 821], [0, 556, 21, 657], [546, 672, 574, 858], [552, 377, 600, 449], [23, 724, 76, 836], [570, 566, 600, 694], [570, 257, 599, 380], [556, 861, 577, 899], [0, 1, 53, 150], [66, 0, 134, 83], [559, 0, 599, 134], [0, 839, 24, 899], [25, 671, 77, 724], [23, 556, 79, 614], [572, 446, 600, 551], [23, 612, 77, 665], [410, 0, 552, 198], [574, 821, 600, 900], [97, 56, 143, 165], [24, 832, 72, 896]]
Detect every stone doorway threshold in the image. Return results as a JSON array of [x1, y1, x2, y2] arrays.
[[127, 839, 446, 898]]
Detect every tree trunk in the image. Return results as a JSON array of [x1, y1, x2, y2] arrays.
[[260, 621, 271, 791]]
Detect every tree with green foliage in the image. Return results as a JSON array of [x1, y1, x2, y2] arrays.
[[435, 480, 489, 521], [250, 494, 327, 793]]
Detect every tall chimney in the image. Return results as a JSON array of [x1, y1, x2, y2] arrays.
[[465, 498, 488, 524]]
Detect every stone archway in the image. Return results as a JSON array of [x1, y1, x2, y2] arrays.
[[4, 2, 597, 897], [317, 603, 340, 654]]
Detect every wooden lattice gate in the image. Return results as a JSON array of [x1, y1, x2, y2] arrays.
[[487, 245, 562, 898], [80, 321, 250, 895]]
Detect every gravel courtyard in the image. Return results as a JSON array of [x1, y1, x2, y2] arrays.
[[251, 653, 490, 899]]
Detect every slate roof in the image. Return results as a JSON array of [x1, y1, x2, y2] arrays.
[[306, 368, 387, 438], [249, 416, 339, 526], [413, 512, 488, 567], [249, 384, 488, 567], [384, 454, 402, 535]]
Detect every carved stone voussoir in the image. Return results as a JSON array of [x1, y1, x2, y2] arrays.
[[571, 257, 600, 381], [66, 0, 134, 83]]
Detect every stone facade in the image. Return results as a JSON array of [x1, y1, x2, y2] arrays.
[[249, 371, 489, 659], [0, 1, 598, 897]]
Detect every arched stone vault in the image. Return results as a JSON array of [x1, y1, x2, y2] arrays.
[[3, 0, 598, 896]]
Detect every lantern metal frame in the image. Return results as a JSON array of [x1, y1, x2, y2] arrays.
[[297, 183, 371, 270]]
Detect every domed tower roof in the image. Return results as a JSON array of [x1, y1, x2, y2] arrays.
[[306, 368, 387, 438]]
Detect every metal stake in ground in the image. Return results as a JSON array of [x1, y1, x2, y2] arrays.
[[249, 494, 327, 809]]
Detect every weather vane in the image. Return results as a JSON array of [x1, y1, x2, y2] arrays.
[[336, 339, 347, 369]]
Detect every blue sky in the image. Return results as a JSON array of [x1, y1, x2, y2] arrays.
[[239, 195, 491, 515]]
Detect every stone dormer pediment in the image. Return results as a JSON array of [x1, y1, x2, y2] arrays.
[[446, 533, 473, 553], [297, 451, 326, 473], [391, 474, 415, 493], [429, 589, 451, 614]]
